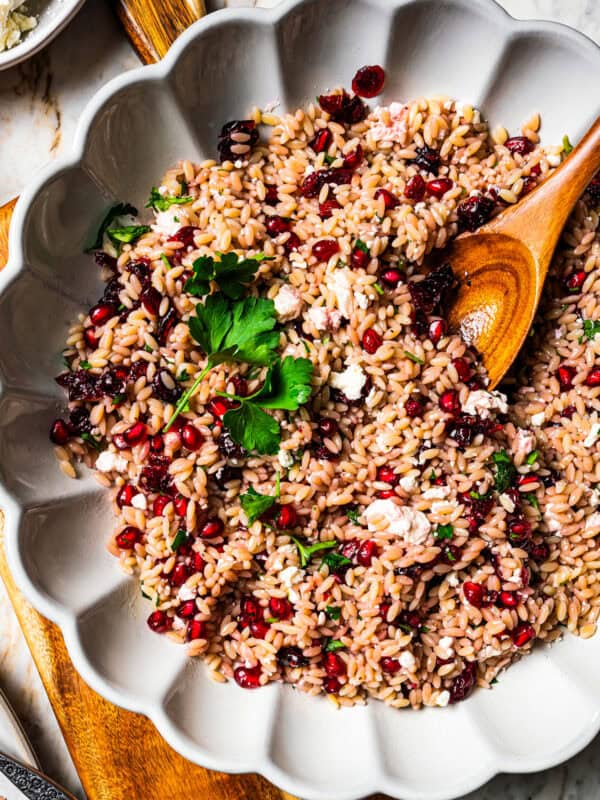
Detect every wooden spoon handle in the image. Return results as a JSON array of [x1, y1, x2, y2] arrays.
[[0, 198, 16, 270], [113, 0, 207, 64]]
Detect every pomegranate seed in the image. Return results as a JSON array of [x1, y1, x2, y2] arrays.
[[362, 328, 383, 354], [521, 176, 537, 195], [266, 215, 291, 236], [89, 303, 115, 326], [265, 185, 279, 205], [312, 239, 340, 262], [323, 676, 341, 693], [123, 422, 148, 447], [240, 596, 260, 621], [374, 188, 400, 210], [147, 610, 172, 633], [405, 174, 426, 201], [556, 364, 576, 390], [428, 319, 447, 344], [405, 396, 424, 418], [439, 389, 460, 415], [324, 651, 346, 677], [50, 418, 70, 445], [505, 136, 534, 156], [200, 518, 224, 538], [208, 397, 232, 417], [150, 434, 164, 452], [319, 198, 341, 218], [565, 270, 586, 293], [250, 620, 270, 639], [562, 405, 576, 419], [192, 551, 205, 573], [116, 526, 143, 549], [170, 563, 190, 587], [343, 145, 363, 170], [152, 495, 171, 517], [499, 591, 517, 608], [585, 368, 600, 387], [173, 495, 188, 517], [463, 581, 485, 608], [381, 268, 402, 287], [377, 489, 396, 499], [182, 423, 203, 451], [141, 287, 162, 316], [351, 64, 385, 98], [269, 597, 293, 620], [311, 128, 332, 153], [83, 327, 99, 349], [351, 243, 370, 269], [113, 433, 128, 450], [512, 623, 535, 647], [318, 417, 338, 437], [452, 357, 472, 381], [357, 540, 379, 567], [178, 600, 197, 619], [231, 375, 249, 397], [276, 504, 297, 529], [116, 484, 135, 508], [234, 665, 262, 689], [507, 518, 532, 544], [278, 646, 308, 668], [284, 232, 301, 253], [426, 178, 453, 198], [379, 602, 391, 620], [529, 163, 542, 177], [377, 466, 398, 485], [381, 657, 401, 674], [187, 620, 206, 641], [517, 474, 538, 487]]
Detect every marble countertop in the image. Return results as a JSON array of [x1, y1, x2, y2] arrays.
[[1, 1, 600, 798]]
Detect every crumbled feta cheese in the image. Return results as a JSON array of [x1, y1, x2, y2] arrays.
[[365, 386, 379, 408], [507, 568, 523, 584], [590, 489, 600, 509], [583, 423, 600, 448], [178, 585, 196, 601], [0, 1, 36, 52], [274, 285, 303, 321], [172, 617, 186, 632], [585, 512, 600, 531], [543, 503, 563, 533], [152, 207, 189, 237], [478, 645, 502, 660], [329, 363, 367, 401], [157, 185, 168, 196], [436, 690, 451, 707], [131, 493, 147, 510], [304, 164, 315, 177], [422, 486, 450, 500], [499, 492, 516, 513], [278, 449, 295, 468], [399, 651, 416, 671], [462, 390, 508, 418], [354, 290, 369, 310], [307, 305, 342, 331], [446, 572, 459, 587], [399, 474, 418, 493], [369, 102, 408, 144], [279, 565, 304, 603], [328, 268, 354, 318], [512, 428, 536, 454], [96, 451, 129, 474], [364, 499, 431, 544], [530, 412, 545, 427], [547, 154, 561, 167], [438, 636, 455, 660]]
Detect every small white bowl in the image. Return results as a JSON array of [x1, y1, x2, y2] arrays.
[[0, 0, 86, 71]]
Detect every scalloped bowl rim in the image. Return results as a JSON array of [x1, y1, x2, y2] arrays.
[[2, 1, 600, 798]]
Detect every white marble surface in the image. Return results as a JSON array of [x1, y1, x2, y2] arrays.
[[0, 1, 599, 798]]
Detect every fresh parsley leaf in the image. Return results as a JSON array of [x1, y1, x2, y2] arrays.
[[562, 134, 574, 155], [469, 490, 481, 499], [171, 529, 189, 551], [429, 469, 437, 481], [404, 350, 424, 365], [302, 340, 311, 355], [421, 625, 430, 633], [144, 344, 154, 353], [86, 202, 137, 252], [265, 617, 278, 624], [346, 506, 361, 524], [373, 282, 384, 295], [435, 524, 453, 540], [490, 677, 499, 685], [160, 253, 172, 270], [224, 403, 281, 454], [526, 450, 539, 465], [492, 449, 516, 493], [250, 356, 313, 410], [82, 432, 103, 452], [185, 252, 271, 300], [107, 225, 151, 245], [291, 537, 337, 568], [79, 360, 92, 370], [325, 605, 341, 621], [141, 589, 151, 601], [112, 394, 125, 406], [146, 186, 193, 212], [321, 551, 352, 571], [582, 319, 600, 341], [354, 239, 369, 254], [525, 492, 540, 512], [176, 369, 190, 382], [240, 479, 281, 525], [324, 639, 346, 653], [323, 154, 336, 165]]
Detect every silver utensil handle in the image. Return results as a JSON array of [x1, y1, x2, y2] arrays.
[[0, 753, 75, 800]]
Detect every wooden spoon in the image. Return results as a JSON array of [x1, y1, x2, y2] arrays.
[[444, 115, 600, 388]]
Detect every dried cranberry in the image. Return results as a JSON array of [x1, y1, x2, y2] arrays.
[[217, 429, 246, 461], [277, 646, 308, 668], [507, 517, 532, 544], [380, 657, 401, 674], [152, 370, 181, 403], [218, 119, 259, 163], [324, 651, 346, 677], [449, 662, 477, 703], [284, 232, 302, 253], [234, 664, 262, 689], [556, 365, 575, 390], [413, 145, 440, 175], [265, 185, 279, 205], [441, 544, 462, 565], [375, 188, 400, 210], [512, 623, 535, 647], [55, 370, 100, 402], [426, 178, 453, 198], [343, 145, 363, 170], [312, 239, 340, 262], [357, 540, 379, 567], [457, 195, 495, 232], [200, 518, 224, 539], [50, 418, 70, 445], [266, 215, 291, 236], [229, 375, 248, 398], [300, 168, 353, 198], [463, 581, 485, 608], [318, 91, 367, 124], [439, 389, 460, 415], [405, 396, 424, 418], [409, 263, 456, 315], [585, 368, 600, 387], [564, 270, 586, 293], [381, 268, 402, 287], [586, 172, 600, 201], [127, 259, 151, 286], [157, 306, 179, 346], [319, 197, 342, 218], [528, 541, 550, 562], [311, 128, 332, 153], [140, 287, 161, 316], [313, 444, 339, 461], [269, 597, 293, 620], [404, 174, 426, 201], [362, 327, 382, 354], [318, 417, 338, 437], [94, 251, 117, 271], [213, 465, 242, 489], [147, 610, 172, 633], [505, 136, 534, 156], [116, 484, 135, 508], [182, 423, 203, 451], [140, 462, 172, 494], [351, 64, 385, 98]]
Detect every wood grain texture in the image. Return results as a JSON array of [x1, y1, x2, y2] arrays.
[[113, 0, 207, 64]]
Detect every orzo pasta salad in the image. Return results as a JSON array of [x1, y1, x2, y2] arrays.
[[50, 64, 600, 708]]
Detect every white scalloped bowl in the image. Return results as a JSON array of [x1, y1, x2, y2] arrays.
[[2, 1, 600, 798]]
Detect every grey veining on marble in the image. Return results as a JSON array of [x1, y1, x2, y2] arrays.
[[0, 1, 599, 799]]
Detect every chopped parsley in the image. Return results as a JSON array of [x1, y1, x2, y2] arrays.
[[81, 432, 103, 452], [79, 360, 92, 370], [85, 202, 137, 252], [292, 537, 337, 568], [160, 253, 172, 270], [146, 186, 193, 212], [265, 617, 278, 624], [321, 551, 352, 571], [107, 225, 151, 245], [562, 134, 574, 155], [434, 524, 454, 540], [404, 350, 424, 365], [346, 506, 361, 524], [141, 589, 151, 601], [490, 677, 499, 685], [324, 639, 346, 653], [325, 605, 341, 621], [171, 529, 189, 551], [184, 252, 272, 300], [581, 318, 600, 342], [112, 394, 125, 406], [429, 469, 437, 481], [525, 492, 540, 513], [373, 282, 384, 295], [354, 238, 369, 254], [240, 474, 281, 525], [302, 340, 311, 354], [144, 344, 154, 353], [323, 154, 336, 165], [176, 369, 190, 382], [525, 450, 539, 465], [492, 449, 516, 493]]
